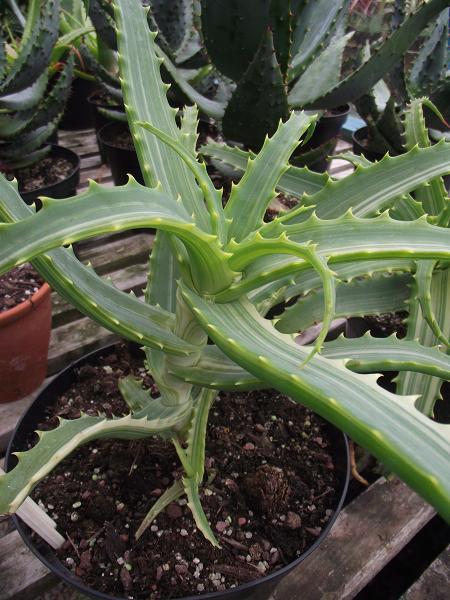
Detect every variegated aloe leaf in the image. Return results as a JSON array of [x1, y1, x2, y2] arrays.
[[169, 345, 264, 391], [395, 98, 450, 416], [223, 111, 317, 242], [114, 0, 213, 404], [217, 213, 450, 301], [0, 178, 236, 295], [249, 258, 414, 313], [182, 389, 219, 547], [170, 337, 450, 391], [0, 401, 193, 515], [0, 177, 195, 355], [277, 143, 450, 221], [321, 333, 450, 381], [180, 283, 450, 522], [199, 140, 329, 197], [397, 268, 450, 416], [275, 273, 412, 334]]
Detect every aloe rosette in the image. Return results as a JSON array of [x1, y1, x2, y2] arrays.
[[0, 0, 449, 546]]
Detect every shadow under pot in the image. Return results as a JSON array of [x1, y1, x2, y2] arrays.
[[87, 90, 126, 164], [15, 145, 81, 208], [98, 121, 144, 186], [5, 343, 350, 600]]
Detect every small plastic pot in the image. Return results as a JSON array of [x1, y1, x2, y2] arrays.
[[59, 78, 97, 130], [87, 91, 126, 163], [98, 121, 144, 185], [303, 104, 350, 151], [6, 344, 350, 600], [0, 283, 51, 403], [352, 126, 384, 162], [20, 145, 80, 207]]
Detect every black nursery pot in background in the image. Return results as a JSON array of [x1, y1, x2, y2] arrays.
[[87, 91, 126, 164], [98, 121, 144, 185], [293, 104, 350, 173], [20, 145, 80, 206], [6, 345, 350, 600], [352, 126, 384, 163]]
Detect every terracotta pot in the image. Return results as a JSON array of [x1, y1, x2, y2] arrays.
[[0, 283, 51, 403]]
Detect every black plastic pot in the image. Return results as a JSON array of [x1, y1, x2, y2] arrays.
[[303, 104, 350, 151], [6, 344, 350, 600], [98, 121, 144, 185], [291, 105, 349, 173], [60, 78, 97, 131], [87, 91, 126, 163], [352, 126, 384, 162], [20, 145, 80, 206]]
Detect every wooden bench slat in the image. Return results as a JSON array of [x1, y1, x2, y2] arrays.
[[0, 479, 434, 600], [75, 232, 153, 275], [272, 478, 435, 600], [0, 531, 57, 600], [403, 545, 450, 599]]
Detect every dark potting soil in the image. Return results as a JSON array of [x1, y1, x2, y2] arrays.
[[364, 311, 408, 338], [27, 344, 340, 599], [0, 263, 44, 312], [103, 128, 136, 152], [10, 156, 75, 193], [90, 90, 123, 108]]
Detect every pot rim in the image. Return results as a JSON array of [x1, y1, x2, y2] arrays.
[[320, 103, 350, 120], [20, 145, 81, 199], [87, 89, 124, 111], [0, 282, 50, 328], [97, 121, 133, 151], [7, 343, 350, 600]]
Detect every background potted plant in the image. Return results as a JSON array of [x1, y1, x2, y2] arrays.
[[0, 0, 450, 598], [0, 0, 80, 205], [143, 0, 450, 168]]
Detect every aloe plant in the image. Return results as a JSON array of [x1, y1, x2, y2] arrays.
[[0, 0, 76, 170], [1, 0, 450, 551], [352, 2, 450, 156], [141, 0, 450, 150]]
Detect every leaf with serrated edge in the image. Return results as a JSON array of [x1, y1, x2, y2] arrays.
[[0, 403, 193, 514], [181, 283, 450, 522]]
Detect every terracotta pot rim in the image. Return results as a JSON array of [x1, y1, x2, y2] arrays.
[[0, 282, 51, 328]]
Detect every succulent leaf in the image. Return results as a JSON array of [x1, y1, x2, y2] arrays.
[[222, 29, 289, 150], [181, 284, 450, 522]]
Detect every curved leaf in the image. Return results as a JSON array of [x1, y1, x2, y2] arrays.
[[181, 283, 450, 523], [321, 333, 450, 380]]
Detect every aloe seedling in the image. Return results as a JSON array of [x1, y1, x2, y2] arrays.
[[1, 0, 450, 550], [0, 0, 75, 170]]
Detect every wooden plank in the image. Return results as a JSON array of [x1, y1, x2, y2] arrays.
[[0, 531, 57, 600], [0, 479, 435, 600], [0, 377, 55, 454], [272, 478, 435, 600], [75, 232, 153, 274], [52, 262, 148, 327], [47, 317, 118, 375], [403, 545, 450, 600]]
